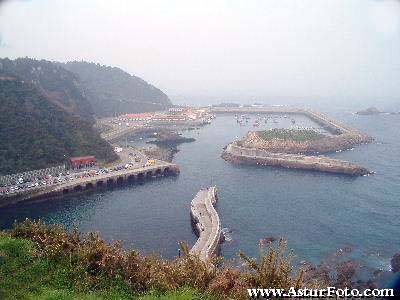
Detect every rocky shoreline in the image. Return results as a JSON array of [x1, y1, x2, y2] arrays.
[[140, 130, 195, 162], [141, 146, 178, 162], [146, 131, 195, 147]]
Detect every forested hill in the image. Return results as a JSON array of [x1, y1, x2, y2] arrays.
[[62, 61, 172, 117], [0, 76, 117, 175], [0, 58, 94, 121], [0, 58, 170, 174]]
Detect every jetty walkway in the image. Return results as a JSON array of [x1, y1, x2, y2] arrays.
[[190, 186, 222, 261]]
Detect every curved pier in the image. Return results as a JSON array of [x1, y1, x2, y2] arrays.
[[190, 186, 222, 261]]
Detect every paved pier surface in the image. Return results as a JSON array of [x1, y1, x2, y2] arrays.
[[0, 160, 179, 207], [190, 186, 222, 262], [223, 143, 371, 176]]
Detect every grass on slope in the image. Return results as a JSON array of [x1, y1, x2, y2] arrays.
[[0, 235, 212, 300], [258, 128, 325, 142], [0, 220, 311, 300]]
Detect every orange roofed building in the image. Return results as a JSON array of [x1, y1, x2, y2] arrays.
[[69, 156, 97, 169]]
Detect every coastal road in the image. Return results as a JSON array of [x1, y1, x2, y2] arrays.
[[114, 147, 148, 168], [1, 147, 149, 197]]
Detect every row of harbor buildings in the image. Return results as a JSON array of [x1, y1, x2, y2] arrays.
[[117, 107, 210, 123]]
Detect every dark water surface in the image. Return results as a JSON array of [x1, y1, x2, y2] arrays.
[[1, 108, 399, 274]]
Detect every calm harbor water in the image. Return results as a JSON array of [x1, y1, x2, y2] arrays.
[[1, 107, 399, 276]]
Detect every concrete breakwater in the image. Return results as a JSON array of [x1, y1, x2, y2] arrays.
[[190, 186, 222, 261], [222, 143, 371, 176], [213, 106, 372, 175], [212, 106, 372, 152], [211, 106, 371, 140], [0, 161, 180, 208]]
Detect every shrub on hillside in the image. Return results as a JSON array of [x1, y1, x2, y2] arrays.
[[9, 219, 320, 299]]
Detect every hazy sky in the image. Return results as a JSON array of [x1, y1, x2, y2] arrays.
[[0, 0, 399, 104]]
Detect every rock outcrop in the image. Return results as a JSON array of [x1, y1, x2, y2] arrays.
[[356, 107, 382, 116], [241, 131, 372, 155], [391, 253, 400, 272]]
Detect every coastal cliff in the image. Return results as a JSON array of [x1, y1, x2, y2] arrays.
[[62, 61, 172, 117]]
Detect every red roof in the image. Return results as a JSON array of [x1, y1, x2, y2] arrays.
[[70, 156, 96, 163], [70, 156, 96, 167]]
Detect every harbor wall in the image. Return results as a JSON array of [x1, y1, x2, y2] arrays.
[[223, 143, 371, 176]]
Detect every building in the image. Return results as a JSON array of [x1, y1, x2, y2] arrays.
[[69, 156, 97, 169], [152, 114, 187, 122], [168, 107, 186, 113], [120, 113, 154, 121]]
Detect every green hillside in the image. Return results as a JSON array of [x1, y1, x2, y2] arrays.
[[0, 233, 213, 300], [0, 58, 94, 121], [62, 61, 172, 117], [0, 77, 117, 175]]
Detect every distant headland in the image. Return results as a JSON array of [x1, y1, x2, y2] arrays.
[[356, 107, 400, 116]]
